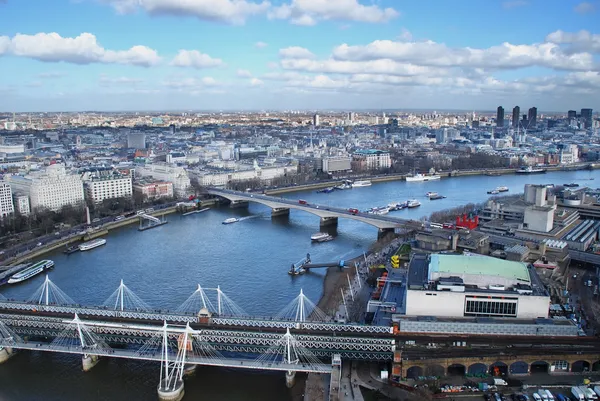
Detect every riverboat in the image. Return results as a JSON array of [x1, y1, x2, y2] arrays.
[[352, 180, 372, 187], [311, 232, 333, 242], [222, 218, 239, 225], [516, 166, 546, 174], [78, 238, 106, 251], [406, 173, 441, 182], [407, 200, 421, 208], [496, 186, 509, 192], [429, 194, 446, 200], [8, 260, 54, 284]]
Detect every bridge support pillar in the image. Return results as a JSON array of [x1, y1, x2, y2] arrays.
[[285, 370, 296, 388], [0, 347, 14, 364], [320, 216, 338, 228], [377, 228, 395, 240], [158, 379, 185, 401], [229, 200, 249, 209], [82, 354, 100, 372], [271, 208, 290, 217]]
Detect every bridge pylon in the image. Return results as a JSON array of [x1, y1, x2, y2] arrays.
[[103, 279, 150, 312], [158, 321, 189, 401], [275, 288, 330, 322], [28, 275, 75, 306]]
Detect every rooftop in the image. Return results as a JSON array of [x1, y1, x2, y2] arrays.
[[429, 254, 531, 283]]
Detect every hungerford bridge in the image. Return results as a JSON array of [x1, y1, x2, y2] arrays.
[[207, 188, 424, 235], [0, 276, 394, 400]]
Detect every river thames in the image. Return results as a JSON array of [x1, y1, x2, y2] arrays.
[[0, 169, 598, 400]]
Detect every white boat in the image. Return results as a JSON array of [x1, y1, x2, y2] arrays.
[[78, 238, 106, 251], [311, 232, 333, 242], [222, 218, 239, 225], [426, 192, 439, 198], [496, 186, 509, 192], [8, 260, 54, 284], [352, 180, 372, 187], [406, 173, 441, 182], [407, 200, 421, 208], [516, 166, 546, 174]]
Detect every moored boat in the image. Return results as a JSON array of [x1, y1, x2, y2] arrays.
[[78, 238, 106, 251], [352, 180, 372, 187], [516, 166, 546, 174], [406, 173, 441, 182], [429, 194, 446, 200], [407, 199, 421, 208], [426, 191, 439, 198], [8, 260, 54, 284]]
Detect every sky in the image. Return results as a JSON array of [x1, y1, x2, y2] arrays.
[[0, 0, 599, 112]]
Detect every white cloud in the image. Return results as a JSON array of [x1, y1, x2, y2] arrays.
[[254, 41, 268, 48], [170, 50, 224, 69], [99, 75, 144, 86], [574, 2, 595, 14], [546, 30, 600, 54], [250, 78, 264, 86], [237, 69, 252, 77], [38, 71, 64, 79], [201, 76, 219, 86], [279, 46, 316, 59], [162, 76, 224, 89], [330, 39, 594, 71], [106, 0, 270, 25], [268, 0, 399, 25], [0, 32, 160, 66]]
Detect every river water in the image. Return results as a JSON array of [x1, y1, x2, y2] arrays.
[[0, 169, 597, 400]]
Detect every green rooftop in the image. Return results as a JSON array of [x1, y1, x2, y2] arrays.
[[430, 254, 531, 283]]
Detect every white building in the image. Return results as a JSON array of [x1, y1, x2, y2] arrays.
[[14, 194, 30, 216], [0, 182, 14, 217], [134, 163, 190, 197], [0, 144, 25, 154], [406, 254, 549, 319], [352, 150, 391, 170], [133, 181, 173, 200], [7, 164, 85, 212], [127, 133, 146, 149], [194, 165, 293, 187], [82, 169, 133, 203], [322, 156, 352, 173], [523, 185, 555, 233]]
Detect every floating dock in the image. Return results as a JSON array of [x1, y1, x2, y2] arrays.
[[183, 207, 210, 216], [138, 214, 168, 231], [138, 221, 168, 231]]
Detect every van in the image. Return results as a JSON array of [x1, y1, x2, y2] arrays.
[[541, 390, 554, 401], [136, 210, 144, 216], [532, 393, 542, 401], [537, 390, 548, 400]]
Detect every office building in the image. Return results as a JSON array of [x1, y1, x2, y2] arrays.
[[406, 253, 550, 319], [322, 156, 352, 173], [496, 106, 504, 127], [82, 168, 133, 204], [313, 114, 320, 127], [7, 164, 84, 212], [352, 149, 391, 170], [528, 107, 537, 128], [127, 132, 146, 149], [0, 182, 14, 217], [133, 181, 173, 200], [568, 110, 577, 119], [581, 108, 593, 129], [512, 106, 520, 128], [134, 163, 191, 197], [14, 194, 30, 216]]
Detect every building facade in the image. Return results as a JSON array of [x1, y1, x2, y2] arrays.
[[133, 181, 173, 200], [134, 163, 190, 197], [322, 156, 352, 173], [352, 149, 391, 170], [82, 169, 133, 203], [14, 194, 30, 216], [7, 164, 84, 212], [127, 132, 146, 149], [0, 182, 14, 217]]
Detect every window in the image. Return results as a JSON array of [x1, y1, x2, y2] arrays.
[[464, 299, 517, 317]]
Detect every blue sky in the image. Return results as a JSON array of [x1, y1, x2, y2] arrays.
[[0, 0, 598, 112]]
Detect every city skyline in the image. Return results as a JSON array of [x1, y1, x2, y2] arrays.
[[0, 0, 599, 112]]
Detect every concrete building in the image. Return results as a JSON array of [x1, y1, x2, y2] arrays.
[[133, 180, 173, 200], [134, 163, 190, 197], [523, 185, 556, 233], [0, 144, 25, 154], [0, 182, 14, 217], [7, 164, 84, 212], [352, 149, 391, 170], [322, 156, 352, 173], [14, 194, 30, 216], [406, 253, 550, 319], [82, 169, 133, 203], [127, 132, 146, 149], [194, 165, 293, 187]]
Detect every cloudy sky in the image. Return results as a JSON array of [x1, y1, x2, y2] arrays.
[[0, 0, 599, 112]]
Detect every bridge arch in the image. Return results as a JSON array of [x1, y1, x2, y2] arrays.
[[406, 366, 423, 379], [530, 361, 549, 374], [447, 364, 466, 376], [468, 363, 487, 376], [424, 364, 445, 377], [509, 361, 529, 375], [571, 360, 591, 373], [489, 361, 508, 376], [593, 361, 600, 372]]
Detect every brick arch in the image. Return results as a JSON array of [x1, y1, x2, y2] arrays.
[[406, 366, 423, 379], [467, 363, 487, 376], [509, 361, 529, 375], [591, 361, 600, 372], [447, 364, 466, 376], [571, 360, 591, 373], [489, 361, 508, 376], [530, 361, 550, 374], [424, 364, 445, 377]]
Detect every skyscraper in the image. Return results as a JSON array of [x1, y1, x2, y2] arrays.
[[313, 114, 320, 127], [568, 110, 577, 119], [528, 107, 537, 128], [581, 109, 593, 129], [496, 106, 505, 128], [512, 106, 520, 128]]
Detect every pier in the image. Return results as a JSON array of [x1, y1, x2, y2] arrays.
[[139, 214, 168, 231]]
